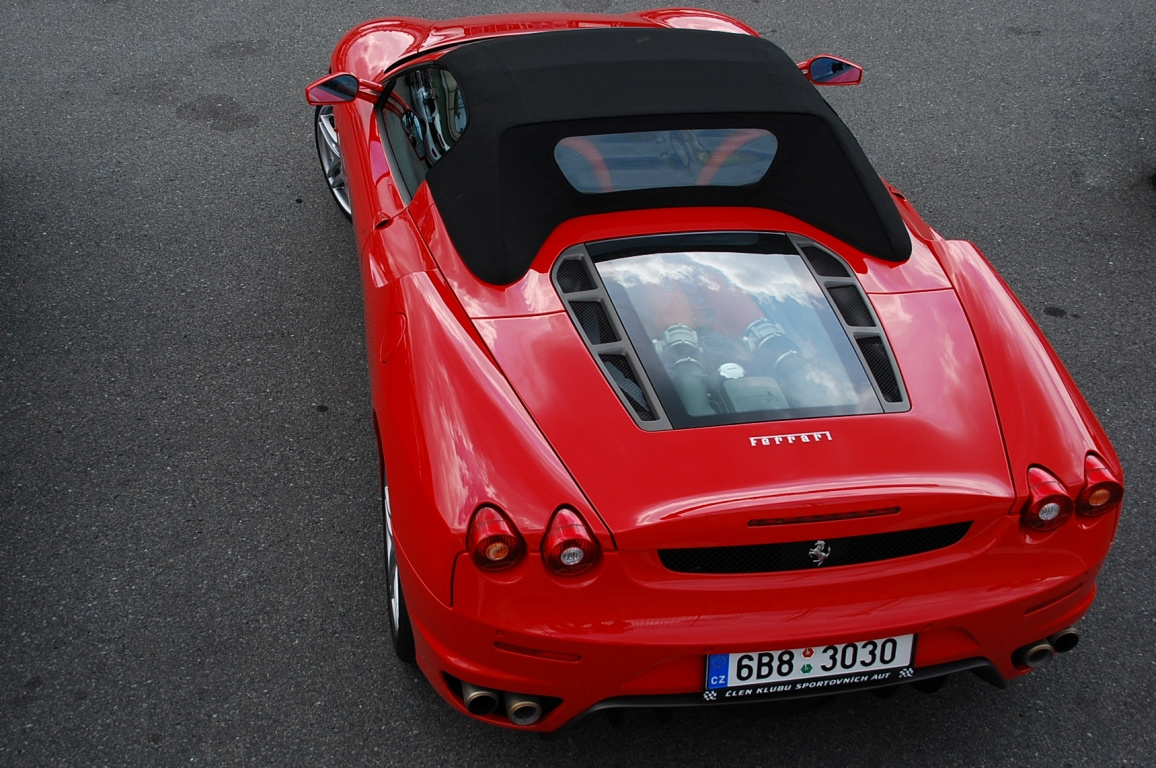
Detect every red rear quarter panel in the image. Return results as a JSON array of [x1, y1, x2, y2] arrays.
[[375, 267, 609, 606], [933, 239, 1122, 499]]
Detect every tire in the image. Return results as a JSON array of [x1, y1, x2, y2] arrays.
[[383, 486, 416, 663], [314, 105, 353, 218]]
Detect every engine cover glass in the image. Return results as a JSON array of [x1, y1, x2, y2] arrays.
[[595, 248, 881, 427]]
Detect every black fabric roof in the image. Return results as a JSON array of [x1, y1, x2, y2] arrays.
[[424, 28, 911, 286]]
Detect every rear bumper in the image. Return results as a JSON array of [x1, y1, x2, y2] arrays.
[[399, 512, 1113, 731], [586, 656, 1003, 716]]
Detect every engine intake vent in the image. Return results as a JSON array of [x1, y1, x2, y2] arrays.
[[552, 246, 671, 429], [827, 285, 875, 327], [791, 236, 909, 413], [600, 354, 657, 421], [572, 301, 619, 344], [801, 245, 851, 277], [556, 258, 595, 293], [857, 335, 903, 403]]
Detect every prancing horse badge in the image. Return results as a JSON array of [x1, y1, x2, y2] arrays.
[[809, 540, 831, 566]]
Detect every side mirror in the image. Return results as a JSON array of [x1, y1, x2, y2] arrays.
[[305, 72, 383, 105], [797, 55, 863, 86]]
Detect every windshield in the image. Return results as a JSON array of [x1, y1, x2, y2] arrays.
[[594, 245, 881, 427]]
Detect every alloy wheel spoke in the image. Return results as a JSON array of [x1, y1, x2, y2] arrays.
[[386, 496, 399, 623], [316, 107, 353, 216], [319, 114, 341, 157]]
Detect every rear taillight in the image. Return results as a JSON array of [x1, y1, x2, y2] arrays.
[[1021, 467, 1074, 531], [1077, 454, 1123, 517], [542, 507, 601, 576], [467, 506, 525, 570]]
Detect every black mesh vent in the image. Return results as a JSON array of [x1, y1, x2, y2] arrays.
[[600, 354, 656, 421], [556, 258, 595, 293], [659, 522, 971, 574], [572, 301, 619, 344], [802, 245, 850, 277], [828, 285, 875, 327], [857, 335, 903, 403]]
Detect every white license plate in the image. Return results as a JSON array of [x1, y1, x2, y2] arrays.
[[706, 634, 915, 693]]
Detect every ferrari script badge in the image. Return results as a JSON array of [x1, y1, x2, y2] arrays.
[[749, 431, 832, 447], [809, 540, 831, 566]]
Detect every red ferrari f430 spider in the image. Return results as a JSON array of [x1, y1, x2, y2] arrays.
[[305, 8, 1123, 731]]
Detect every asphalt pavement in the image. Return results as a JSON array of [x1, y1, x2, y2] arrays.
[[2, 0, 1154, 765]]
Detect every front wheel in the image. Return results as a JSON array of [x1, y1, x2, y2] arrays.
[[383, 486, 415, 663], [314, 105, 352, 218]]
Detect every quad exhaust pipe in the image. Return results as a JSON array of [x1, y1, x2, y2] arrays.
[[459, 681, 543, 725], [461, 682, 500, 716], [1050, 627, 1080, 654], [1019, 640, 1055, 669], [504, 692, 543, 726], [1014, 626, 1080, 669]]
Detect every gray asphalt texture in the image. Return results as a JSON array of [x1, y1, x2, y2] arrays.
[[2, 0, 1154, 765]]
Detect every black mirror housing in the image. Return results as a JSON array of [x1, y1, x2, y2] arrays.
[[306, 73, 382, 105], [797, 55, 863, 86]]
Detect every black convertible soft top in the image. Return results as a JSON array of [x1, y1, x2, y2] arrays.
[[424, 27, 911, 286]]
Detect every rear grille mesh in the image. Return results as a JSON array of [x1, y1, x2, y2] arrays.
[[659, 522, 971, 574]]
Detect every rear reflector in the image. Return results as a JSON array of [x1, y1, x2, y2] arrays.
[[494, 641, 581, 662]]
